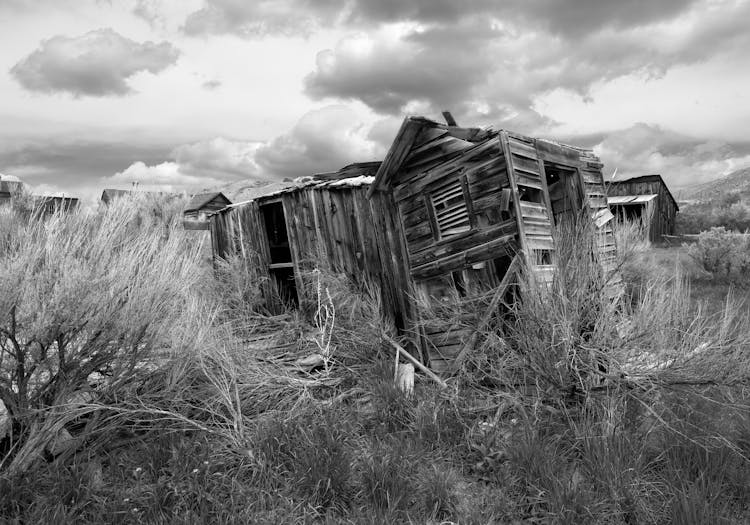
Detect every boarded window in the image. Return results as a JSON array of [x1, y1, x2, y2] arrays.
[[429, 178, 471, 239]]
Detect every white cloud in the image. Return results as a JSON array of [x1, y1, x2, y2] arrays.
[[254, 105, 386, 177], [10, 28, 180, 97], [102, 136, 265, 192], [592, 123, 750, 188]]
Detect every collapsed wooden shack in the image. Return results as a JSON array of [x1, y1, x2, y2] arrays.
[[368, 117, 618, 371], [209, 162, 413, 327], [210, 116, 618, 373], [607, 174, 679, 242], [183, 192, 232, 230]]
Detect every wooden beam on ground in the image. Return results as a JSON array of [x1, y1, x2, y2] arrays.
[[449, 254, 521, 374], [384, 335, 448, 389]]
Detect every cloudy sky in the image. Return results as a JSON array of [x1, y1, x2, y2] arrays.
[[1, 0, 749, 201]]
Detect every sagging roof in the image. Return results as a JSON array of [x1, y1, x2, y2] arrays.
[[368, 116, 598, 196], [608, 194, 658, 205], [369, 117, 496, 196], [0, 173, 21, 183], [223, 162, 381, 210], [185, 192, 231, 212], [608, 174, 679, 211]]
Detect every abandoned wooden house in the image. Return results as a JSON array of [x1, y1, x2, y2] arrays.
[[33, 195, 80, 215], [0, 173, 24, 206], [209, 116, 618, 373], [607, 174, 679, 242], [183, 192, 232, 230], [100, 188, 178, 205]]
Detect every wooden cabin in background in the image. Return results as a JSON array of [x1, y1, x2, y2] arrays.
[[607, 174, 679, 242], [100, 188, 179, 205], [0, 174, 25, 206], [183, 192, 231, 230], [210, 116, 619, 373], [33, 196, 79, 215]]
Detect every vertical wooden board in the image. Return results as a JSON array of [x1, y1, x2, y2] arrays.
[[336, 190, 358, 277], [281, 194, 305, 296], [369, 191, 400, 324], [317, 190, 337, 270], [374, 191, 412, 329], [350, 189, 376, 277]]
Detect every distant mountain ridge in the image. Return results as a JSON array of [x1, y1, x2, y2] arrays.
[[677, 167, 750, 202]]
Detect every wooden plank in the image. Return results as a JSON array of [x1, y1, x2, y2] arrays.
[[394, 139, 500, 200], [410, 233, 516, 279], [368, 118, 422, 196], [499, 132, 530, 264], [519, 202, 548, 220], [408, 219, 516, 266]]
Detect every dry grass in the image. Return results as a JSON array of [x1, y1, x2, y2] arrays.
[[2, 202, 750, 523]]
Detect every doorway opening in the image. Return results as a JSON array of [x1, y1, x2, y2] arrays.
[[260, 201, 298, 307]]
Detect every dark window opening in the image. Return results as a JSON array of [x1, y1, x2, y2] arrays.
[[493, 255, 513, 281], [261, 202, 292, 264], [543, 162, 580, 224], [613, 204, 643, 222], [518, 186, 544, 203]]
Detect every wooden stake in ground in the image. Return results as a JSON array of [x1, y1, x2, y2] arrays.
[[384, 335, 448, 389]]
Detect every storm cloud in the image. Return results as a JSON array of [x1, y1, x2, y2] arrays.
[[10, 28, 180, 97]]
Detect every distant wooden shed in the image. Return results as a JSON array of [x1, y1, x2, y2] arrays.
[[183, 192, 232, 230], [210, 116, 619, 373], [0, 174, 24, 206], [100, 188, 178, 205], [607, 174, 679, 241], [33, 196, 80, 215]]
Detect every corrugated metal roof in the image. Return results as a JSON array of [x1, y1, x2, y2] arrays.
[[224, 175, 375, 210], [607, 194, 658, 205]]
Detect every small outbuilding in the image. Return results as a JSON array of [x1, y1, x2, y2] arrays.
[[183, 192, 232, 230], [100, 188, 179, 205], [33, 196, 80, 215], [606, 174, 679, 242], [0, 173, 24, 206]]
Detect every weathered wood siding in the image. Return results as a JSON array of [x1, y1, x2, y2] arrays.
[[389, 128, 520, 371], [607, 178, 678, 241], [209, 186, 413, 330], [280, 187, 412, 329], [210, 199, 272, 282]]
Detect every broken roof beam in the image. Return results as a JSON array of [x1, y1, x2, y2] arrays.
[[441, 111, 458, 127]]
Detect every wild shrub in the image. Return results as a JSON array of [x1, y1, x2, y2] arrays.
[[687, 226, 750, 279], [0, 194, 207, 475]]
